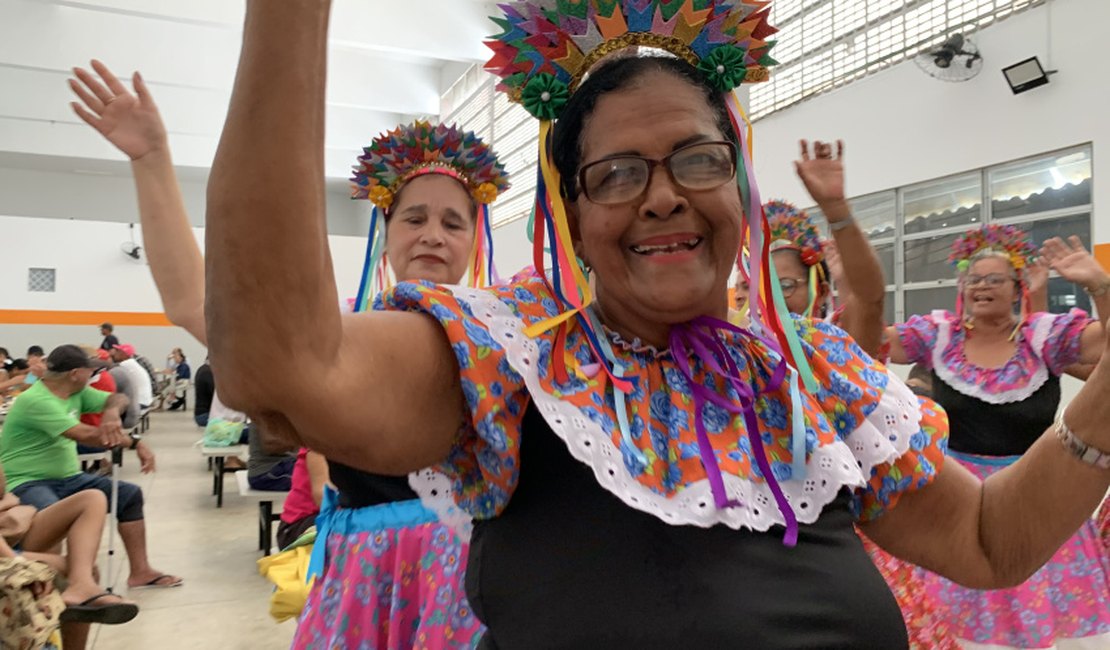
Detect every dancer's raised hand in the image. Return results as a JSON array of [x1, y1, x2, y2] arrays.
[[69, 59, 166, 161]]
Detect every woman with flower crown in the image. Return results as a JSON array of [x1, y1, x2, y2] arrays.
[[885, 226, 1110, 649], [66, 57, 505, 648], [207, 2, 1110, 648], [288, 122, 507, 650]]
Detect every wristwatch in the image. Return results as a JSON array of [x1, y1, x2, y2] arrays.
[[129, 432, 143, 450]]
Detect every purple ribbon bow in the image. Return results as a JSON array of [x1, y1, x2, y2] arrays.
[[669, 315, 800, 547]]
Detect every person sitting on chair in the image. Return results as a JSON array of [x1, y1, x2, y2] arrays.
[[0, 345, 182, 590], [2, 462, 139, 649]]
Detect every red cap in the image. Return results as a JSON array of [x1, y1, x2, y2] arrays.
[[112, 343, 136, 357]]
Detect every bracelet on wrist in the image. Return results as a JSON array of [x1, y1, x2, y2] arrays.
[[828, 217, 856, 232], [1054, 414, 1110, 470]]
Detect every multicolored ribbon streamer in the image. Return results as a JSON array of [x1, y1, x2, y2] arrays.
[[353, 206, 389, 313]]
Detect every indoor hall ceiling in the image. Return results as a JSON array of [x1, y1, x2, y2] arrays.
[[0, 0, 498, 183]]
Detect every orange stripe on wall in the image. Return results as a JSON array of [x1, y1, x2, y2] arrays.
[[0, 310, 173, 327], [1096, 244, 1110, 271]]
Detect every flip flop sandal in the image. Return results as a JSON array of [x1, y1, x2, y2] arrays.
[[60, 593, 139, 625], [130, 574, 183, 590]]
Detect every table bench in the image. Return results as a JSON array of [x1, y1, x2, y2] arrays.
[[234, 471, 287, 555], [198, 444, 248, 507]]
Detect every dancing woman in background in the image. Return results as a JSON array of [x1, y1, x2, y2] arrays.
[[888, 225, 1110, 649]]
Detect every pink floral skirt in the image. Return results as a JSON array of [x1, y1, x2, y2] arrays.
[[292, 499, 483, 650], [920, 451, 1110, 648]]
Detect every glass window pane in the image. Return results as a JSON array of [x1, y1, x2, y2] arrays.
[[905, 286, 957, 318], [884, 290, 895, 326], [904, 233, 961, 283], [991, 147, 1092, 220], [903, 172, 983, 234], [875, 242, 895, 281], [1045, 277, 1091, 315], [850, 191, 897, 239], [1007, 213, 1092, 251]]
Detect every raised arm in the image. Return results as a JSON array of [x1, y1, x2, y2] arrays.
[[1041, 236, 1108, 366], [795, 140, 885, 356], [863, 326, 1110, 589], [205, 0, 461, 474], [70, 61, 206, 345]]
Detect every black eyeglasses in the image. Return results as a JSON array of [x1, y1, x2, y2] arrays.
[[738, 277, 808, 298], [576, 140, 737, 205], [964, 273, 1015, 288]]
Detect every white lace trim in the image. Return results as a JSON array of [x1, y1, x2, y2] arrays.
[[930, 310, 1053, 405], [408, 468, 473, 542], [409, 286, 926, 534]]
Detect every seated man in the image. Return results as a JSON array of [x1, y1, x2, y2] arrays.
[[0, 345, 181, 589], [108, 344, 153, 410], [24, 346, 45, 385]]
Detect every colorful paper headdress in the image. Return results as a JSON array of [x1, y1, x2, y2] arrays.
[[349, 121, 510, 311], [486, 2, 821, 547], [949, 223, 1037, 273], [765, 200, 823, 265], [488, 1, 777, 121]]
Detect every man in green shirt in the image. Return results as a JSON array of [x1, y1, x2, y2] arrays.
[[0, 344, 182, 589]]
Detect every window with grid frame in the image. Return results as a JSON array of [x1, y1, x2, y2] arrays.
[[809, 144, 1093, 323], [752, 0, 1044, 120], [442, 70, 540, 228]]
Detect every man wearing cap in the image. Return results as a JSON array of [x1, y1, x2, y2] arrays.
[[0, 344, 181, 589], [109, 344, 154, 410]]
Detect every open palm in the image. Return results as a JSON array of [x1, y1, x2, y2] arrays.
[[69, 60, 167, 161], [1041, 236, 1109, 289]]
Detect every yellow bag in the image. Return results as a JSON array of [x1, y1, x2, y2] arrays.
[[257, 544, 315, 622]]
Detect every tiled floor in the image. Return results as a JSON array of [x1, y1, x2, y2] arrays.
[[85, 410, 295, 649]]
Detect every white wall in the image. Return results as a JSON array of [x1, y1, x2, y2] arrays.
[[753, 0, 1105, 244], [749, 0, 1103, 404], [0, 214, 370, 364]]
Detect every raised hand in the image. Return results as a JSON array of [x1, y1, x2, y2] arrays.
[[69, 59, 167, 161], [795, 140, 846, 210], [1041, 236, 1110, 291]]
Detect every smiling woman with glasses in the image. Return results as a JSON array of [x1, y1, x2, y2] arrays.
[[208, 2, 1110, 648]]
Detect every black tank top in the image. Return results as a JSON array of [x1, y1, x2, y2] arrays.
[[931, 371, 1060, 457], [469, 405, 908, 649], [327, 461, 418, 509]]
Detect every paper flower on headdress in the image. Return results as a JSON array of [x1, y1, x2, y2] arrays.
[[487, 0, 778, 121], [949, 223, 1037, 274], [765, 200, 823, 266], [351, 120, 509, 210], [348, 121, 510, 312]]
